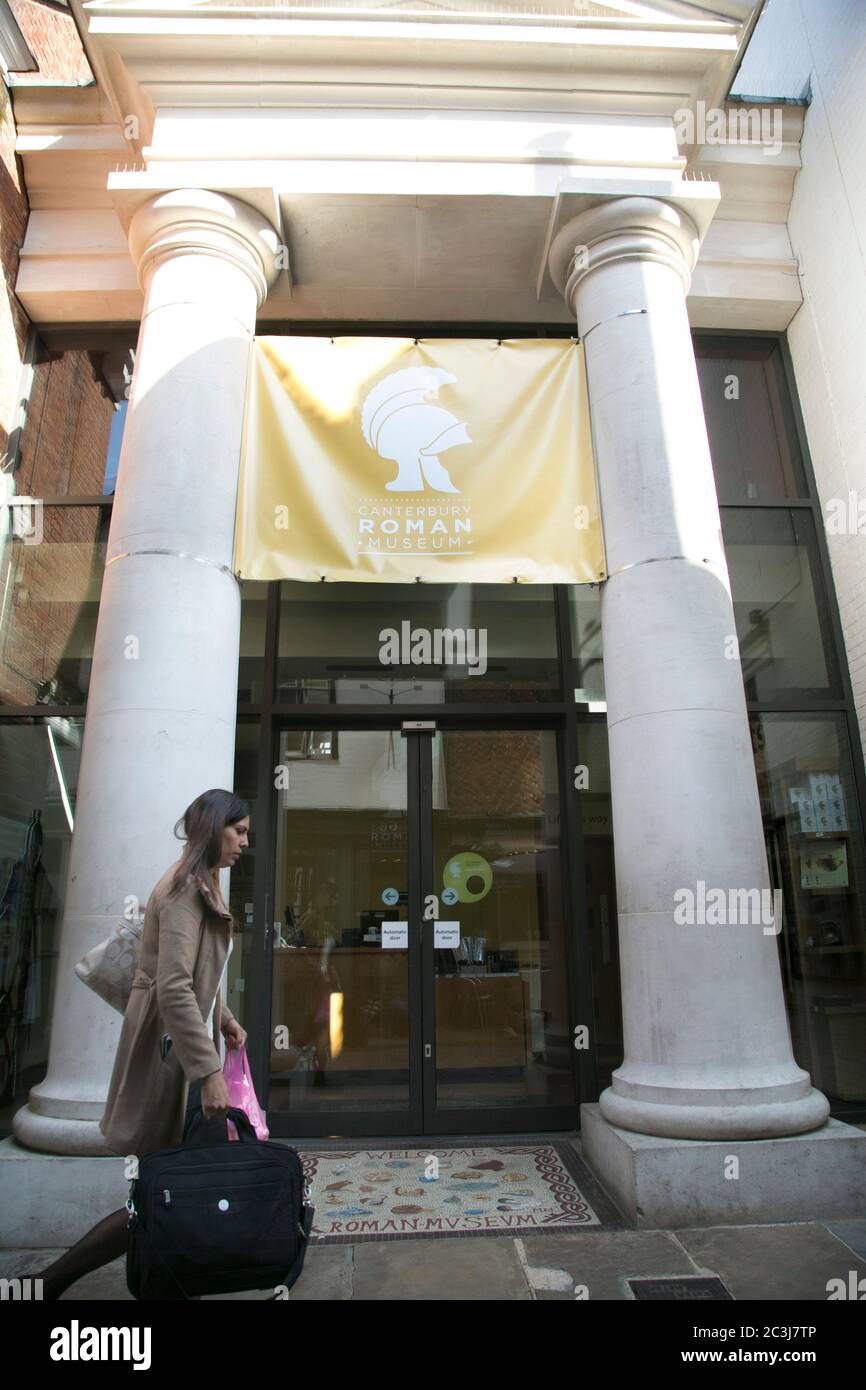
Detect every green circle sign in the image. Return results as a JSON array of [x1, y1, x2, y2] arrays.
[[442, 852, 493, 904]]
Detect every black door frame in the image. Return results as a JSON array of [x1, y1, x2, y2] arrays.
[[252, 711, 594, 1134], [243, 583, 604, 1138]]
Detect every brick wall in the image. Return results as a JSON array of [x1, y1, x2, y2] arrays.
[[0, 0, 95, 452], [7, 0, 92, 85], [17, 349, 114, 496], [0, 75, 29, 457]]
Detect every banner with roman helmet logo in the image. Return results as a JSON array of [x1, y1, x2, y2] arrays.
[[234, 337, 605, 584]]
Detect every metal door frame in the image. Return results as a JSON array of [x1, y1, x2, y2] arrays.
[[252, 711, 591, 1138]]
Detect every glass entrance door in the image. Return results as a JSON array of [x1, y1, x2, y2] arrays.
[[269, 728, 421, 1134], [424, 729, 575, 1130], [265, 724, 578, 1136]]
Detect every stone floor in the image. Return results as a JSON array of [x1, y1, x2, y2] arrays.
[[3, 1218, 865, 1301], [3, 1127, 865, 1302]]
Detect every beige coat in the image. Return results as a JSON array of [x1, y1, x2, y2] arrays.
[[99, 860, 236, 1159]]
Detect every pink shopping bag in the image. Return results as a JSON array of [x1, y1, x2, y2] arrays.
[[224, 1044, 269, 1142]]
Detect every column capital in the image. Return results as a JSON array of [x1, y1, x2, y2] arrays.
[[127, 188, 281, 307], [548, 196, 701, 318]]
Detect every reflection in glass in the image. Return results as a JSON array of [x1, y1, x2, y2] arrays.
[[270, 730, 410, 1112], [431, 729, 576, 1110], [277, 581, 560, 704], [225, 721, 261, 1031], [0, 507, 108, 706], [568, 585, 605, 706], [752, 714, 866, 1105], [723, 509, 838, 701], [0, 720, 81, 1110], [695, 336, 806, 500]]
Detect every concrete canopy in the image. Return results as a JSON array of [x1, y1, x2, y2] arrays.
[[12, 0, 800, 330]]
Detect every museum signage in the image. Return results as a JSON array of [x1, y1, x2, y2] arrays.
[[234, 337, 605, 584]]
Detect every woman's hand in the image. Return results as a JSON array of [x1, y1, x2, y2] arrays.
[[201, 1069, 231, 1119], [222, 1019, 247, 1051]]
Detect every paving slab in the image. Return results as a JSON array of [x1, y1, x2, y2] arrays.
[[675, 1223, 866, 1302], [825, 1219, 866, 1263], [518, 1230, 698, 1301], [0, 1250, 133, 1301], [352, 1235, 532, 1301], [285, 1244, 354, 1301], [3, 1220, 864, 1301]]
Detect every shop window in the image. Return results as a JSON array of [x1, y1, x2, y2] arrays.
[[751, 713, 866, 1108], [0, 718, 82, 1117], [0, 506, 108, 707], [224, 720, 261, 1032], [722, 508, 840, 702], [276, 580, 561, 704], [238, 581, 268, 703], [695, 336, 807, 500]]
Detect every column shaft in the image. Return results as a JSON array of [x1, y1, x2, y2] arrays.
[[551, 198, 829, 1139], [13, 191, 278, 1153]]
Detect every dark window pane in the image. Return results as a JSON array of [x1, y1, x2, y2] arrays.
[[695, 336, 807, 500], [0, 719, 82, 1108], [722, 508, 840, 701], [277, 581, 561, 704], [238, 581, 268, 703]]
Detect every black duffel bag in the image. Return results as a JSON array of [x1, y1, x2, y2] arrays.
[[126, 1105, 315, 1300]]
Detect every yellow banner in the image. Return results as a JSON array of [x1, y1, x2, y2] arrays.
[[234, 337, 605, 584]]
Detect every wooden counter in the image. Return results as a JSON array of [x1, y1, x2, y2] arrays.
[[270, 947, 529, 1071]]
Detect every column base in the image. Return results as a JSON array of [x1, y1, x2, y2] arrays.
[[0, 1138, 128, 1248], [600, 1083, 831, 1141], [12, 1104, 115, 1157], [581, 1103, 866, 1228]]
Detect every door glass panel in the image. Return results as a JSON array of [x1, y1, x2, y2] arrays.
[[270, 729, 410, 1113], [431, 730, 575, 1111]]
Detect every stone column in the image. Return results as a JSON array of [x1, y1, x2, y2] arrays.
[[549, 197, 829, 1140], [13, 189, 279, 1154]]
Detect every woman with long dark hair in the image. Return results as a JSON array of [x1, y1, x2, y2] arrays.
[[34, 788, 250, 1300]]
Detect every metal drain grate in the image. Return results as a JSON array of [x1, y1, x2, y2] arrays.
[[628, 1276, 733, 1301]]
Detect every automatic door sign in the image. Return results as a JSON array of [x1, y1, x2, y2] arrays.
[[434, 921, 460, 949], [443, 852, 492, 904], [382, 921, 408, 949]]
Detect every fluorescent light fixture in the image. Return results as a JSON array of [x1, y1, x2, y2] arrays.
[[46, 723, 75, 832]]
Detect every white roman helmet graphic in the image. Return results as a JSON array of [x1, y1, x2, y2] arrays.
[[361, 366, 471, 493]]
